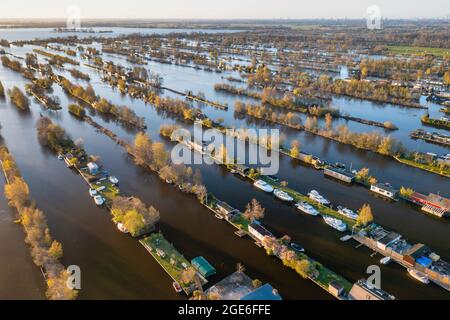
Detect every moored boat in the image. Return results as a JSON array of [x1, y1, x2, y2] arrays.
[[173, 281, 183, 293], [337, 206, 359, 220], [117, 223, 129, 234], [323, 216, 347, 232], [308, 190, 330, 206], [295, 201, 319, 216], [253, 180, 274, 193], [408, 269, 430, 284], [380, 256, 391, 265], [273, 189, 294, 202]]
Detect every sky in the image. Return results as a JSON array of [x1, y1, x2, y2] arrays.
[[0, 0, 449, 20]]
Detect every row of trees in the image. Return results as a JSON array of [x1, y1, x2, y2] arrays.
[[0, 80, 4, 97], [7, 86, 30, 110], [69, 68, 90, 81], [60, 78, 145, 128], [129, 132, 207, 202], [0, 146, 77, 300], [37, 117, 73, 152], [33, 49, 79, 66], [234, 101, 302, 129]]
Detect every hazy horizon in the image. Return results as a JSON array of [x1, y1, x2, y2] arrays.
[[0, 0, 449, 20]]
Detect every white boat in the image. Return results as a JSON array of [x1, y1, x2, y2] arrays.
[[380, 257, 391, 265], [109, 176, 119, 185], [57, 154, 64, 160], [295, 201, 319, 216], [323, 216, 347, 232], [253, 180, 274, 193], [273, 189, 294, 202], [408, 269, 430, 284], [117, 223, 129, 234], [308, 190, 331, 206], [89, 188, 98, 197], [173, 281, 183, 293], [337, 206, 359, 220], [94, 195, 105, 206]]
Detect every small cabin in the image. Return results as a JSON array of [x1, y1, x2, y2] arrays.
[[216, 201, 240, 220], [248, 222, 273, 242], [324, 167, 355, 184], [371, 183, 398, 200]]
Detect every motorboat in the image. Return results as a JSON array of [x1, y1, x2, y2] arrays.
[[173, 281, 183, 293], [308, 190, 330, 206], [89, 188, 98, 197], [295, 201, 319, 216], [94, 195, 105, 206], [337, 206, 359, 220], [117, 223, 129, 234], [273, 189, 294, 202], [108, 176, 119, 184], [290, 243, 305, 253], [253, 180, 274, 193], [323, 216, 347, 232], [380, 257, 391, 265], [408, 269, 430, 284]]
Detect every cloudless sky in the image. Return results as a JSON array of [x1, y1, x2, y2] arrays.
[[0, 0, 449, 19]]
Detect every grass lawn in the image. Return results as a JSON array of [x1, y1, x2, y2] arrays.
[[140, 233, 196, 294], [396, 157, 450, 178], [231, 214, 251, 231], [314, 263, 353, 293], [387, 45, 450, 57]]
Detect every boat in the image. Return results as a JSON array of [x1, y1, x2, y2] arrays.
[[380, 257, 391, 265], [295, 201, 319, 216], [117, 223, 129, 234], [94, 195, 105, 206], [308, 190, 331, 206], [273, 189, 294, 202], [109, 176, 119, 184], [408, 269, 430, 284], [57, 154, 63, 160], [290, 243, 305, 253], [214, 213, 224, 220], [323, 216, 347, 232], [337, 206, 359, 220], [253, 180, 274, 193], [173, 281, 183, 293], [89, 188, 98, 197]]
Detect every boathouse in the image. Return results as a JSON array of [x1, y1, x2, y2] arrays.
[[349, 279, 395, 300], [370, 183, 398, 200], [324, 166, 355, 184], [409, 192, 450, 218], [248, 222, 273, 242], [191, 256, 216, 278], [216, 201, 240, 220]]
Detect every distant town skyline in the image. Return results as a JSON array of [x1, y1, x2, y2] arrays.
[[0, 0, 449, 20]]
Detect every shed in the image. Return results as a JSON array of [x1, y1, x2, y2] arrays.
[[328, 281, 345, 298], [191, 256, 216, 278]]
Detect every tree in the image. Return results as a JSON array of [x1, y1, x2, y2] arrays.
[[295, 259, 312, 279], [151, 142, 168, 170], [48, 240, 63, 259], [0, 80, 4, 97], [46, 270, 78, 300], [4, 177, 29, 209], [325, 113, 333, 131], [290, 140, 300, 158], [357, 204, 374, 226], [252, 279, 262, 288], [7, 86, 30, 110], [181, 267, 197, 285], [377, 136, 393, 155], [243, 199, 265, 222], [133, 132, 153, 166], [399, 186, 414, 198], [236, 262, 246, 273]]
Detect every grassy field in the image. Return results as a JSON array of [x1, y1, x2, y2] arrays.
[[140, 233, 197, 294], [387, 45, 450, 57], [396, 156, 450, 178]]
